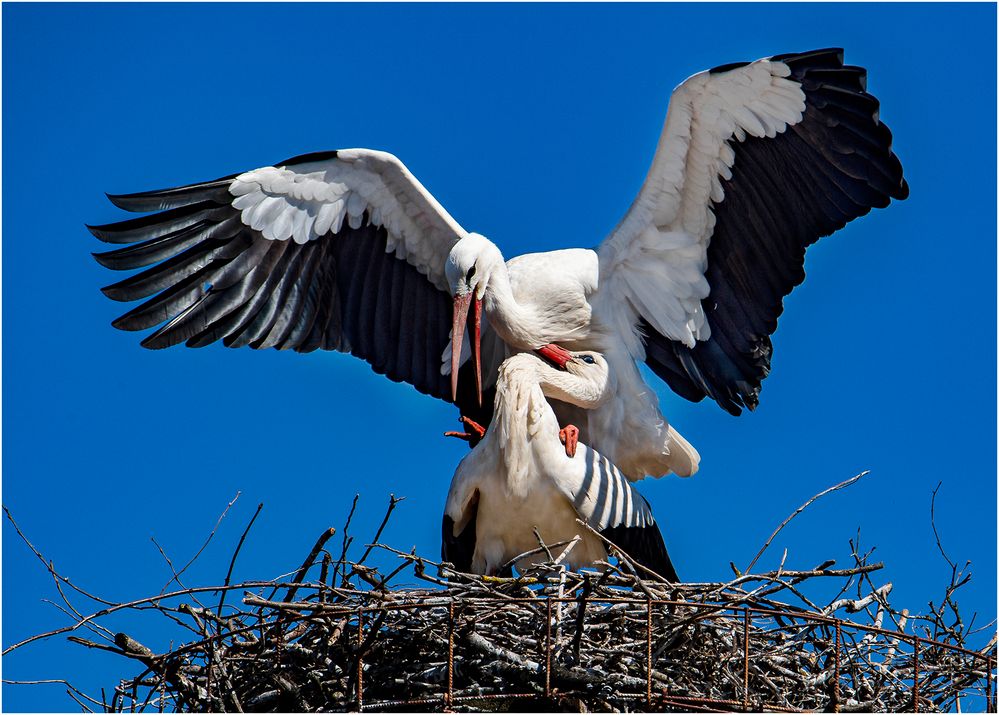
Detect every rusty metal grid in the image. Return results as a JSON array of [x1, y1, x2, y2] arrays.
[[340, 596, 996, 713]]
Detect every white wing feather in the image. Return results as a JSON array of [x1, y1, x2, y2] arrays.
[[229, 149, 468, 291], [594, 57, 806, 357]]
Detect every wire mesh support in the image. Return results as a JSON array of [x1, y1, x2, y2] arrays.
[[355, 609, 364, 712], [646, 599, 653, 706], [544, 597, 553, 699], [94, 593, 994, 712], [833, 620, 841, 712], [445, 601, 455, 712], [742, 608, 750, 711]]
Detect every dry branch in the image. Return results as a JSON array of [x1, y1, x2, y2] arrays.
[[4, 490, 995, 713]]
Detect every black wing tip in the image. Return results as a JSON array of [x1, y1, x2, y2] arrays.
[[86, 223, 114, 242], [92, 250, 118, 269], [110, 314, 142, 331], [139, 333, 170, 349], [106, 191, 146, 212], [896, 177, 911, 201], [101, 284, 130, 302]]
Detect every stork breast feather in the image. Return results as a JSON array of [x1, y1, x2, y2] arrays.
[[613, 227, 709, 348]]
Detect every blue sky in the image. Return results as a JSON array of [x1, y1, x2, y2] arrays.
[[3, 3, 996, 711]]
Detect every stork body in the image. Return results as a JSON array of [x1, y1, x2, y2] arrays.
[[444, 239, 698, 479], [91, 49, 907, 479], [442, 350, 678, 579]]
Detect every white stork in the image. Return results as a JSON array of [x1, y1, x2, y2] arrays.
[[90, 48, 907, 479], [442, 345, 678, 580]]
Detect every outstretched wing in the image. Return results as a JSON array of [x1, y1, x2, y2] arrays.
[[594, 48, 908, 415], [91, 149, 491, 421]]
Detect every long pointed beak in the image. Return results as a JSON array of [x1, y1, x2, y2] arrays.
[[536, 343, 574, 370], [472, 295, 482, 407], [451, 293, 471, 402], [451, 292, 483, 406]]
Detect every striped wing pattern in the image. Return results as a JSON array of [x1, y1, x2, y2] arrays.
[[91, 151, 492, 422]]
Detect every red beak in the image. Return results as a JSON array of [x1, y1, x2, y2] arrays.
[[451, 292, 482, 406], [536, 343, 573, 370]]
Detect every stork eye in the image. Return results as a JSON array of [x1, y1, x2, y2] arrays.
[[580, 355, 595, 364], [465, 266, 476, 282]]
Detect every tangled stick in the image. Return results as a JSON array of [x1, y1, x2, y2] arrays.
[[4, 481, 996, 713]]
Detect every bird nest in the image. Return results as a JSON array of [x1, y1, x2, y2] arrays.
[[4, 490, 996, 713]]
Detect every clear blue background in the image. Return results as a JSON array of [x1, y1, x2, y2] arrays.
[[3, 4, 996, 711]]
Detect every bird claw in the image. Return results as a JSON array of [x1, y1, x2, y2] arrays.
[[444, 416, 487, 447], [559, 424, 579, 458]]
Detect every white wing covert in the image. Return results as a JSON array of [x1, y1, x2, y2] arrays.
[[594, 49, 908, 415], [91, 149, 490, 417]]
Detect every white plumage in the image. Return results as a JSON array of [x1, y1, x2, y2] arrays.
[[442, 349, 678, 579]]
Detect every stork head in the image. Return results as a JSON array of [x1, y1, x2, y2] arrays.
[[445, 233, 504, 301], [446, 233, 504, 406], [535, 344, 612, 409]]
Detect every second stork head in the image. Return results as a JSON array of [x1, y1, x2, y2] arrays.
[[535, 344, 612, 410]]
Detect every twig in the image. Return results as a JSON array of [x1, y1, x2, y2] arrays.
[[160, 491, 241, 594], [743, 471, 870, 574], [280, 527, 336, 603], [353, 494, 404, 567], [217, 503, 263, 619], [929, 482, 956, 570], [335, 494, 360, 583], [3, 505, 119, 607], [7, 487, 992, 714]]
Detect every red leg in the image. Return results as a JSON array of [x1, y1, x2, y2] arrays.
[[559, 424, 579, 458], [444, 416, 487, 447]]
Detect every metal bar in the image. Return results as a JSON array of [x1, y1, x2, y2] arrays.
[[545, 596, 553, 699], [912, 638, 920, 712], [833, 620, 841, 712], [356, 608, 364, 712], [446, 601, 455, 712], [451, 692, 539, 702], [363, 691, 809, 713], [361, 692, 541, 710], [659, 694, 809, 713], [646, 599, 653, 706], [743, 607, 750, 711]]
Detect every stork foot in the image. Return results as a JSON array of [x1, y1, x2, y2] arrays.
[[444, 416, 487, 447], [559, 424, 579, 458]]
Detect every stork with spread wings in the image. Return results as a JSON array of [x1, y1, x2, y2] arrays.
[[91, 48, 907, 481]]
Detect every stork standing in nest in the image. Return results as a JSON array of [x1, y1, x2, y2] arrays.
[[442, 345, 679, 580]]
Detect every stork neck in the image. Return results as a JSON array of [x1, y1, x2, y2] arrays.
[[491, 356, 554, 434], [482, 262, 541, 350], [489, 355, 560, 495], [537, 366, 608, 410]]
